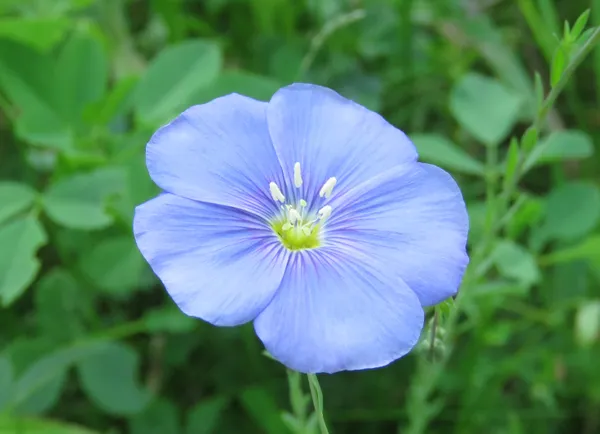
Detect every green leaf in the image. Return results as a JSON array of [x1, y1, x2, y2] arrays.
[[0, 17, 70, 52], [4, 339, 59, 413], [191, 70, 282, 105], [463, 17, 534, 109], [0, 215, 47, 306], [534, 72, 544, 111], [0, 182, 37, 225], [449, 72, 524, 146], [524, 130, 594, 171], [520, 126, 538, 153], [0, 40, 71, 148], [506, 195, 544, 240], [543, 182, 600, 241], [550, 46, 567, 87], [563, 20, 571, 41], [129, 398, 181, 434], [0, 414, 98, 434], [77, 341, 151, 416], [134, 39, 222, 125], [437, 298, 456, 321], [0, 40, 72, 149], [78, 235, 145, 295], [34, 269, 86, 342], [492, 240, 540, 286], [570, 9, 590, 41], [42, 168, 126, 230], [14, 345, 98, 414], [471, 281, 528, 299], [144, 307, 196, 333], [547, 261, 590, 305], [85, 76, 137, 126], [541, 235, 600, 265], [0, 357, 13, 411], [55, 29, 108, 127], [185, 396, 228, 434], [410, 133, 485, 176], [503, 138, 519, 191], [281, 412, 304, 434], [575, 300, 600, 347], [109, 157, 159, 223], [240, 387, 289, 434], [573, 27, 596, 50]]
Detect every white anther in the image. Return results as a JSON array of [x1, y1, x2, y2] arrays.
[[299, 199, 307, 207], [282, 223, 293, 231], [319, 177, 337, 198], [318, 205, 332, 221], [288, 208, 302, 224], [294, 162, 303, 188], [269, 182, 285, 203]]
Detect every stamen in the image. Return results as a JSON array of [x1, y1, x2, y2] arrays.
[[294, 162, 303, 188], [319, 177, 337, 199], [269, 182, 285, 203], [288, 208, 302, 224], [269, 168, 338, 250], [318, 205, 332, 221]]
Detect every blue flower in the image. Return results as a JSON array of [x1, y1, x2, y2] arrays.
[[133, 83, 469, 374]]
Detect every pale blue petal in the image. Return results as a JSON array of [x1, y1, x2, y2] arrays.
[[254, 246, 424, 374], [146, 94, 284, 219], [327, 162, 469, 306], [134, 193, 289, 326], [266, 83, 417, 206]]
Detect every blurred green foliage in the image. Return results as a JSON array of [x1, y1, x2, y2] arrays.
[[1, 0, 600, 433]]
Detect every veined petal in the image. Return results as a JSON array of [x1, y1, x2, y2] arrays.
[[254, 247, 424, 374], [146, 94, 284, 219], [327, 162, 469, 306], [134, 193, 289, 326], [266, 83, 417, 206]]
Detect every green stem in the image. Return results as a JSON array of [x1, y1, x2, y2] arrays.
[[307, 374, 330, 434], [85, 319, 148, 342], [535, 27, 600, 131], [475, 26, 600, 262], [287, 370, 308, 427], [404, 25, 600, 434], [298, 9, 366, 78], [97, 0, 145, 79], [428, 308, 439, 360]]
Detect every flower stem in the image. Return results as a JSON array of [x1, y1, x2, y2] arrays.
[[287, 370, 308, 427], [428, 308, 439, 360], [307, 374, 330, 434]]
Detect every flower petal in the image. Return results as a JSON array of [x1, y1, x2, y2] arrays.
[[254, 247, 424, 373], [266, 83, 417, 206], [146, 94, 284, 219], [327, 162, 469, 306], [134, 193, 289, 326]]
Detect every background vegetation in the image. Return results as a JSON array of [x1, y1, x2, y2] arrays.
[[1, 0, 599, 433]]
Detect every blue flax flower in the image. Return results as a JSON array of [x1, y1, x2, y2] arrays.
[[134, 83, 469, 374]]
